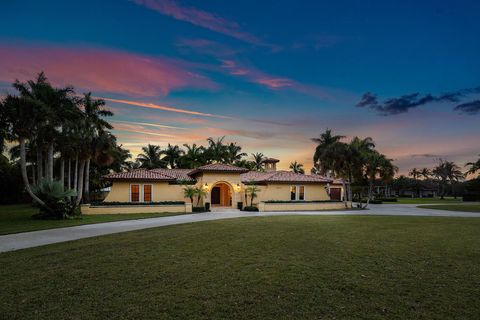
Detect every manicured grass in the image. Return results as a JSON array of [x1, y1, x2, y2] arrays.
[[0, 204, 187, 235], [1, 216, 479, 319], [394, 197, 462, 204], [418, 204, 480, 212]]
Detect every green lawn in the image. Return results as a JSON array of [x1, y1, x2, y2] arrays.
[[394, 197, 462, 204], [1, 216, 479, 319], [418, 204, 480, 212], [0, 204, 187, 235]]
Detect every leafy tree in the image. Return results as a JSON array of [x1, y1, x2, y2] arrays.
[[420, 168, 431, 180]]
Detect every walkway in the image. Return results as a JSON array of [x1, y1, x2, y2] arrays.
[[1, 204, 479, 253]]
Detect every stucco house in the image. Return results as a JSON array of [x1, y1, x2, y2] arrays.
[[88, 159, 346, 213]]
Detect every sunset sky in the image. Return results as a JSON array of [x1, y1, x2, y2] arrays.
[[2, 0, 479, 174]]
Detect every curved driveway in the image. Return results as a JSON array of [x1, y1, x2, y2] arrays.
[[1, 204, 479, 253]]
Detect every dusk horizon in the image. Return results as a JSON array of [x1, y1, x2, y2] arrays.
[[2, 0, 480, 174]]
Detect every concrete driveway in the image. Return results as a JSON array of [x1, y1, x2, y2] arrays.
[[1, 204, 479, 253]]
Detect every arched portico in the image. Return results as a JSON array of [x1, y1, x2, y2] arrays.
[[210, 181, 234, 207]]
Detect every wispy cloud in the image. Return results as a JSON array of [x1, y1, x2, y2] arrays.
[[131, 0, 275, 48], [102, 97, 233, 119], [0, 43, 216, 97], [110, 119, 186, 130], [176, 38, 241, 57]]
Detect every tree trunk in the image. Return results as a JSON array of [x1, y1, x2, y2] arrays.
[[47, 143, 54, 182], [75, 160, 86, 206], [60, 158, 65, 192], [341, 180, 348, 208], [31, 163, 36, 186], [74, 156, 78, 192], [84, 157, 91, 203], [20, 138, 47, 207], [67, 159, 71, 190], [37, 149, 43, 182]]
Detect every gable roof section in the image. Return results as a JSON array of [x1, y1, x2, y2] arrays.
[[241, 171, 332, 184], [150, 168, 195, 182], [104, 169, 176, 182], [188, 163, 249, 176]]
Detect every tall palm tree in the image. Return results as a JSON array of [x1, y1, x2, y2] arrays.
[[409, 168, 421, 197], [1, 94, 47, 207], [136, 144, 165, 169], [225, 142, 247, 164], [420, 168, 431, 180], [312, 129, 345, 174], [206, 136, 227, 163], [251, 152, 265, 171], [180, 144, 205, 168], [289, 161, 305, 174], [163, 144, 184, 169], [433, 159, 464, 199], [466, 155, 480, 176]]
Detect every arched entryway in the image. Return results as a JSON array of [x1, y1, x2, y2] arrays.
[[210, 182, 233, 207]]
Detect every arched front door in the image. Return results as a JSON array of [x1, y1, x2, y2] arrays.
[[211, 182, 232, 207]]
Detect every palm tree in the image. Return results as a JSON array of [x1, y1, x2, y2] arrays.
[[194, 186, 208, 207], [225, 142, 247, 164], [409, 168, 421, 197], [420, 168, 431, 180], [206, 136, 227, 163], [163, 144, 184, 169], [251, 152, 265, 171], [466, 155, 480, 176], [433, 159, 464, 199], [245, 184, 260, 207], [289, 161, 305, 174], [182, 185, 196, 204], [180, 144, 205, 168], [364, 151, 397, 207], [312, 129, 345, 174], [1, 94, 48, 208], [136, 144, 165, 169], [81, 93, 113, 202]]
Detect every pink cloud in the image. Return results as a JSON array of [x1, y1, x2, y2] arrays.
[[0, 43, 216, 97], [132, 0, 275, 48]]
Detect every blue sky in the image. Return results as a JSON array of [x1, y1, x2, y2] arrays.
[[1, 0, 479, 173]]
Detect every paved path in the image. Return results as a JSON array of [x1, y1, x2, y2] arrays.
[[1, 204, 479, 253]]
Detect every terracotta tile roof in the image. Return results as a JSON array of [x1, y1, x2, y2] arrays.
[[188, 163, 249, 176], [263, 157, 280, 163], [241, 170, 332, 184], [104, 169, 176, 181], [150, 168, 195, 182]]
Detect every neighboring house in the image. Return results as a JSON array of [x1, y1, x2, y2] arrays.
[[101, 159, 346, 212]]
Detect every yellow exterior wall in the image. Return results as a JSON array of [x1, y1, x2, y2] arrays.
[[103, 181, 187, 202], [102, 174, 333, 209], [252, 183, 330, 205]]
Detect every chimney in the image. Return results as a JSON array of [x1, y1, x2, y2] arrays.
[[263, 157, 279, 171]]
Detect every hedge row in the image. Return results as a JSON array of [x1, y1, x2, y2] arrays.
[[90, 201, 185, 206]]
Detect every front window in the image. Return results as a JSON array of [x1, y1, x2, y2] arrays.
[[143, 185, 152, 202], [290, 185, 305, 201], [131, 184, 140, 202], [290, 186, 296, 200]]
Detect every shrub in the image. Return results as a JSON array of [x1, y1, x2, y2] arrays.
[[264, 200, 341, 203], [192, 206, 206, 213], [463, 194, 480, 202], [205, 202, 210, 211], [237, 202, 243, 210], [243, 206, 259, 212], [90, 201, 185, 206], [378, 197, 398, 202], [31, 179, 77, 219]]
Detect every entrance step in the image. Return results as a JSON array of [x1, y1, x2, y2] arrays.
[[210, 207, 241, 213]]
